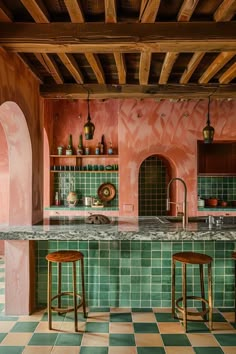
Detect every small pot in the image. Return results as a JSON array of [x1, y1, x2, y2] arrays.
[[219, 200, 227, 207], [83, 196, 94, 207], [206, 198, 218, 207]]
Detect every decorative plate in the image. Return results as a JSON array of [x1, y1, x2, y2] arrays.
[[97, 183, 116, 202]]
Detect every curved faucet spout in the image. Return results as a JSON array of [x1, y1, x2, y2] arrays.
[[166, 177, 188, 228]]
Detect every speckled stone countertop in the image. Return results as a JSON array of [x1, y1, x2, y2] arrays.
[[0, 216, 236, 241]]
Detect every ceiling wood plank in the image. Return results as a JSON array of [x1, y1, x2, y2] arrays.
[[105, 0, 117, 23], [20, 0, 50, 23], [139, 51, 151, 85], [40, 83, 236, 99], [180, 52, 205, 84], [139, 0, 160, 22], [17, 53, 43, 83], [35, 53, 63, 84], [64, 0, 84, 23], [159, 52, 179, 84], [214, 0, 236, 22], [219, 62, 236, 84], [199, 52, 235, 84], [85, 53, 105, 84], [177, 0, 200, 21], [0, 0, 13, 22], [114, 52, 126, 84], [57, 53, 84, 84]]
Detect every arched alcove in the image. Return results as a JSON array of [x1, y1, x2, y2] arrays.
[[138, 155, 171, 216], [0, 101, 32, 225]]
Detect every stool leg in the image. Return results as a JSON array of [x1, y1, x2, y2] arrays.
[[183, 263, 187, 331], [171, 259, 176, 318], [200, 264, 206, 319], [47, 261, 52, 330], [58, 262, 62, 314], [72, 261, 78, 332], [208, 262, 213, 331], [81, 257, 87, 318]]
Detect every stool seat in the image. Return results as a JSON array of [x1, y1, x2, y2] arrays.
[[173, 252, 212, 265], [46, 250, 83, 263]]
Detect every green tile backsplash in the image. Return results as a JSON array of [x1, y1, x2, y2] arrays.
[[54, 172, 119, 207], [36, 240, 236, 309], [198, 176, 236, 202]]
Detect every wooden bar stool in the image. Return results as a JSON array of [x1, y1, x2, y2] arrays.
[[172, 251, 213, 332], [232, 252, 236, 323], [46, 250, 87, 331]]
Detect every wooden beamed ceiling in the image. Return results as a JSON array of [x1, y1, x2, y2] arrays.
[[0, 0, 236, 99]]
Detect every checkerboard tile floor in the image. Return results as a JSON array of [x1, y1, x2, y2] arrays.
[[1, 256, 236, 354]]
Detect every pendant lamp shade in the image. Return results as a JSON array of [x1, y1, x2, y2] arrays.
[[203, 97, 214, 144], [84, 91, 95, 140]]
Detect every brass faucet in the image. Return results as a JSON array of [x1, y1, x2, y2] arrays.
[[166, 177, 188, 228]]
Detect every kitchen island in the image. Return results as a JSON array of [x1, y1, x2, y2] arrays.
[[1, 216, 236, 315]]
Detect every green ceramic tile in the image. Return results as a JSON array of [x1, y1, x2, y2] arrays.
[[10, 322, 39, 332], [85, 322, 109, 333], [110, 313, 132, 322], [193, 348, 224, 354], [134, 323, 159, 333], [109, 333, 135, 346], [80, 347, 108, 354], [161, 334, 191, 346], [0, 316, 18, 322], [137, 348, 165, 354], [0, 333, 7, 343], [0, 347, 25, 354], [28, 333, 58, 346], [214, 334, 236, 346], [55, 333, 82, 346], [184, 321, 210, 333]]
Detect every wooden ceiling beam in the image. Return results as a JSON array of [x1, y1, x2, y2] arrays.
[[57, 53, 84, 84], [177, 0, 200, 21], [17, 53, 43, 83], [35, 53, 63, 84], [139, 51, 151, 85], [20, 0, 50, 23], [219, 62, 236, 84], [139, 0, 160, 23], [0, 0, 13, 22], [85, 53, 105, 84], [64, 0, 85, 23], [214, 0, 236, 22], [114, 52, 126, 84], [199, 52, 235, 84], [180, 52, 205, 84], [105, 0, 117, 23], [40, 83, 236, 99], [159, 52, 179, 84]]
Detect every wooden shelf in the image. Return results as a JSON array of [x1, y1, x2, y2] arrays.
[[50, 154, 119, 158], [50, 170, 118, 173]]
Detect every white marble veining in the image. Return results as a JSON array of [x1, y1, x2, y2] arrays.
[[0, 216, 236, 241]]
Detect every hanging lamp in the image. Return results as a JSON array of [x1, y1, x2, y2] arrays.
[[84, 91, 95, 140], [203, 96, 214, 144]]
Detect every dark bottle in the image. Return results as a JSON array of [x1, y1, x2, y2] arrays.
[[77, 134, 84, 155], [66, 134, 73, 155], [100, 135, 104, 154]]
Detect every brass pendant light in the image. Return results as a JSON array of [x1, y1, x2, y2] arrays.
[[84, 90, 95, 140], [203, 96, 214, 144]]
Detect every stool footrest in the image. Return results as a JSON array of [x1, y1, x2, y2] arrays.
[[50, 292, 83, 314], [176, 296, 209, 317]]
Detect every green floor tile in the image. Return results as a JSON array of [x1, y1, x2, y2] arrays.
[[212, 313, 227, 322], [80, 348, 108, 354], [85, 322, 109, 333], [134, 323, 159, 333], [184, 321, 210, 333], [0, 347, 25, 354], [0, 316, 18, 321], [0, 288, 4, 294], [28, 333, 58, 346], [10, 321, 39, 332], [137, 348, 165, 354], [0, 333, 7, 343], [41, 312, 66, 322], [214, 333, 236, 346], [194, 348, 224, 354], [89, 307, 110, 312], [109, 333, 135, 346], [132, 308, 153, 312], [64, 312, 87, 322], [55, 333, 82, 346], [154, 313, 178, 322], [110, 313, 132, 322], [0, 304, 4, 312], [161, 334, 191, 346]]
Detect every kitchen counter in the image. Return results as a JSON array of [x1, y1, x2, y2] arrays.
[[1, 216, 236, 241]]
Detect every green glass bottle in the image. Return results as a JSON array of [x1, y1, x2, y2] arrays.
[[66, 134, 73, 155], [77, 134, 84, 155]]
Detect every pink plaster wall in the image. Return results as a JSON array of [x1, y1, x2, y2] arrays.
[[45, 98, 236, 217]]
